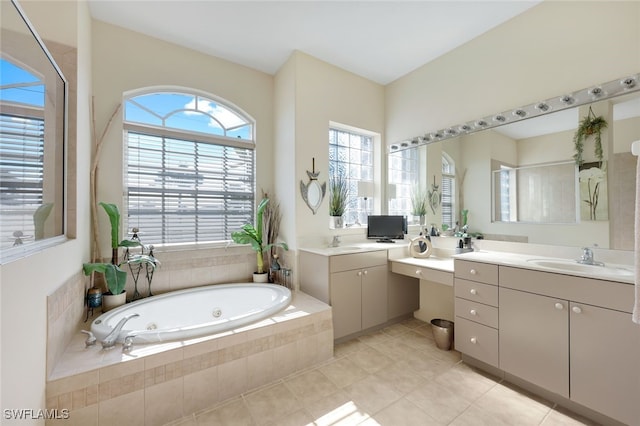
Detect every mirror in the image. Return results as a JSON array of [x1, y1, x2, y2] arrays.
[[0, 0, 67, 261], [390, 74, 640, 249], [300, 159, 326, 214]]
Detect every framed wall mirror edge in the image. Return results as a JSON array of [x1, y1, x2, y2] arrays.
[[0, 0, 69, 264], [388, 73, 640, 250]]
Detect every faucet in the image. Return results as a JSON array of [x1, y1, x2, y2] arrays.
[[329, 235, 341, 247], [577, 247, 604, 266], [101, 314, 139, 349]]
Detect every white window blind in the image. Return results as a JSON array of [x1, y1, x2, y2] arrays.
[[0, 113, 44, 248], [126, 131, 254, 244], [441, 153, 456, 229]]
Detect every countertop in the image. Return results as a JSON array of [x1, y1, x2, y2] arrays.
[[299, 241, 406, 256], [390, 256, 454, 273], [453, 251, 634, 284]]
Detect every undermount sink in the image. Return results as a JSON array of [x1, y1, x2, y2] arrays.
[[526, 258, 634, 278]]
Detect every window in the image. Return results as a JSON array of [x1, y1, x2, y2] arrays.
[[441, 153, 456, 229], [328, 127, 374, 225], [388, 147, 419, 217], [124, 90, 255, 245]]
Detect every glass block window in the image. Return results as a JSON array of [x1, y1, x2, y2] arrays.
[[124, 90, 255, 245], [329, 127, 374, 225]]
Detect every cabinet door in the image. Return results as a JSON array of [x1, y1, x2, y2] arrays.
[[499, 287, 569, 397], [361, 265, 388, 330], [570, 303, 640, 425], [331, 270, 362, 339]]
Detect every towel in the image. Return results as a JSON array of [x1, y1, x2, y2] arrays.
[[634, 152, 640, 324]]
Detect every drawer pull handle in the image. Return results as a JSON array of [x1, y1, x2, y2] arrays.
[[572, 306, 582, 314], [470, 289, 477, 295], [357, 271, 362, 276], [555, 303, 563, 310], [415, 270, 422, 275], [470, 337, 477, 344], [470, 269, 477, 275], [363, 270, 368, 275], [470, 309, 477, 316]]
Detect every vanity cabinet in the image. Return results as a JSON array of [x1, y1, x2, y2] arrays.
[[499, 287, 569, 397], [299, 250, 389, 339], [453, 260, 499, 367], [498, 266, 639, 425]]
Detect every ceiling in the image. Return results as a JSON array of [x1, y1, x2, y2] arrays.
[[88, 0, 540, 85]]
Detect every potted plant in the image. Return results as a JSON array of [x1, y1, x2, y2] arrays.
[[410, 185, 428, 225], [231, 197, 288, 282], [573, 106, 608, 166], [328, 174, 349, 228], [83, 202, 158, 310]]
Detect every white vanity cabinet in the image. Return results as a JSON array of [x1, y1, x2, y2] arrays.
[[299, 250, 389, 339], [453, 260, 500, 367], [498, 266, 639, 425]]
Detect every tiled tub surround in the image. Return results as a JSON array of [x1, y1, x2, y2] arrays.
[[46, 291, 332, 426], [46, 245, 293, 378]]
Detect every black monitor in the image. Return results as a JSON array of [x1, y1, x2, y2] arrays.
[[367, 215, 406, 243]]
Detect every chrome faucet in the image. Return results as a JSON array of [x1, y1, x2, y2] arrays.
[[329, 235, 341, 247], [577, 247, 604, 266], [101, 314, 139, 349]]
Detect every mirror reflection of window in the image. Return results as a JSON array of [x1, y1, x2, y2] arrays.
[[388, 146, 419, 217], [441, 152, 456, 229], [0, 58, 47, 248]]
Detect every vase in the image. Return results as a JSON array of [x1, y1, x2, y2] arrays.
[[329, 216, 344, 229], [253, 272, 269, 283], [102, 291, 127, 312]]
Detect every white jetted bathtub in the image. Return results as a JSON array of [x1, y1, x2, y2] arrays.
[[90, 283, 292, 344]]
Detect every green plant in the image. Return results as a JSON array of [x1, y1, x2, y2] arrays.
[[83, 202, 155, 295], [328, 174, 350, 216], [573, 107, 608, 166], [231, 197, 288, 274], [410, 186, 427, 216], [82, 262, 127, 295]]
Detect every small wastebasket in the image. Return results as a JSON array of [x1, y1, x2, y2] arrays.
[[430, 319, 454, 350]]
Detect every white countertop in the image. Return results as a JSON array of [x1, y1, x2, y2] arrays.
[[391, 256, 454, 273], [453, 251, 635, 284], [299, 241, 407, 256]]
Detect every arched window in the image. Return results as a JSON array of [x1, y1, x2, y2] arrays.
[[123, 89, 255, 245], [441, 152, 456, 229]]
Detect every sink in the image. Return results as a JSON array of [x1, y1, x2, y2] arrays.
[[526, 258, 634, 278]]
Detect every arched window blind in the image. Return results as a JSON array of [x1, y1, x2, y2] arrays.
[[124, 90, 255, 245]]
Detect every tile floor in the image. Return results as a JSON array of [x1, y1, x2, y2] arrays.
[[167, 318, 597, 426]]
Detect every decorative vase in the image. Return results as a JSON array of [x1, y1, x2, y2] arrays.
[[253, 272, 269, 283], [102, 292, 127, 312], [329, 216, 344, 229]]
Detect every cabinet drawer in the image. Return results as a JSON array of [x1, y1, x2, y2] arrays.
[[330, 250, 387, 273], [454, 278, 498, 307], [455, 297, 499, 328], [454, 317, 499, 367], [391, 262, 453, 286], [454, 260, 498, 285]]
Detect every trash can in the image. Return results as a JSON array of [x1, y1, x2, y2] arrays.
[[430, 319, 454, 350]]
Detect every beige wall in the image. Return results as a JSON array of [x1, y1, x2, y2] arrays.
[[274, 52, 385, 250], [0, 1, 93, 423]]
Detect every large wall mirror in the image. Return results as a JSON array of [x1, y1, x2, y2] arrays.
[[389, 74, 639, 249], [0, 0, 67, 262]]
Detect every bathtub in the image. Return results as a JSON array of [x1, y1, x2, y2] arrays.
[[90, 283, 292, 344]]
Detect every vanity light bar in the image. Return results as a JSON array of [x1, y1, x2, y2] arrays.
[[389, 73, 640, 152]]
